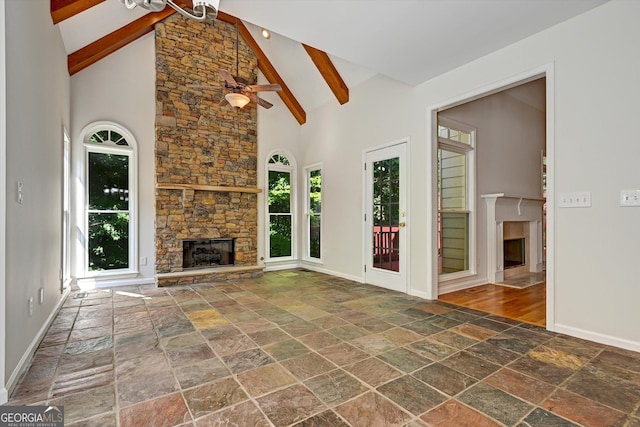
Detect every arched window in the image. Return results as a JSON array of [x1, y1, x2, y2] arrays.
[[82, 122, 138, 276], [266, 151, 296, 261]]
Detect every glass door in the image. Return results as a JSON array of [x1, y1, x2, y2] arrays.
[[364, 142, 407, 292]]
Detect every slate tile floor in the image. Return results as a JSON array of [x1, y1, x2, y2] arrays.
[[6, 269, 640, 427]]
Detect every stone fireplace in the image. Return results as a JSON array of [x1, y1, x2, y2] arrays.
[[153, 15, 263, 286], [482, 193, 545, 283]]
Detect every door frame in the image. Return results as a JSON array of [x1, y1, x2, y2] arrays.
[[362, 138, 410, 294], [0, 0, 7, 404], [426, 64, 556, 330]]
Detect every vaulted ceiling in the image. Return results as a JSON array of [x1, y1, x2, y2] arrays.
[[51, 0, 608, 124]]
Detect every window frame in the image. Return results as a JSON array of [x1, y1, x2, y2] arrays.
[[81, 121, 138, 278], [303, 163, 322, 263], [62, 129, 71, 289], [265, 150, 297, 263], [437, 118, 477, 281]]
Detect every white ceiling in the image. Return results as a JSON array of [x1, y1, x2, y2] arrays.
[[58, 0, 608, 111]]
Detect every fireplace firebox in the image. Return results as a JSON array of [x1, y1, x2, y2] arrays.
[[182, 238, 234, 269], [504, 238, 526, 269]]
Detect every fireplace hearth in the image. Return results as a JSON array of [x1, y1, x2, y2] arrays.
[[183, 239, 234, 269]]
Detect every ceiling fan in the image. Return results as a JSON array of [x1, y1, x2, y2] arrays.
[[189, 20, 282, 109]]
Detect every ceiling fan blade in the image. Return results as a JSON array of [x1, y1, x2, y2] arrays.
[[219, 69, 238, 87], [246, 84, 282, 93], [251, 94, 273, 109], [219, 97, 229, 107]]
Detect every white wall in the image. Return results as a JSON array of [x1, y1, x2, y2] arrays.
[[299, 75, 419, 281], [257, 77, 303, 268], [290, 0, 640, 349], [70, 34, 157, 285], [3, 0, 70, 397]]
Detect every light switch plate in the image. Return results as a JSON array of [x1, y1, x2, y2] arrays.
[[559, 191, 591, 208], [620, 189, 640, 206]]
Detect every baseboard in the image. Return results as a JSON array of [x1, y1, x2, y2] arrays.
[[78, 276, 156, 289], [554, 323, 640, 352], [438, 277, 488, 295], [298, 263, 364, 283], [264, 262, 300, 272], [408, 289, 432, 300], [5, 286, 71, 400]]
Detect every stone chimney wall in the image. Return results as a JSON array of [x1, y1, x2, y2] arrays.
[[154, 14, 259, 278]]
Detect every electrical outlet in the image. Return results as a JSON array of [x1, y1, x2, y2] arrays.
[[620, 190, 640, 206], [28, 297, 33, 316], [17, 181, 23, 204], [559, 191, 591, 208]]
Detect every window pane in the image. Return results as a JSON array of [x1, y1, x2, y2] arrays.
[[269, 214, 292, 257], [95, 130, 109, 143], [309, 170, 321, 213], [439, 149, 466, 211], [310, 214, 321, 258], [88, 152, 129, 210], [268, 170, 291, 213], [88, 212, 129, 271], [439, 212, 469, 274], [371, 157, 400, 272]]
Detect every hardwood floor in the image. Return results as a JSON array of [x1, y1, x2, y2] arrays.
[[439, 282, 546, 327]]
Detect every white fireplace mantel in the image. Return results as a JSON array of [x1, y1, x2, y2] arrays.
[[482, 193, 545, 283]]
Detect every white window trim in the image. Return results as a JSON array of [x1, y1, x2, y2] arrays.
[[62, 129, 72, 289], [80, 121, 139, 279], [265, 149, 297, 263], [438, 118, 477, 282], [303, 163, 323, 264]]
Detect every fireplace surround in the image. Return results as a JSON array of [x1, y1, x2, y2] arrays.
[[482, 193, 545, 283]]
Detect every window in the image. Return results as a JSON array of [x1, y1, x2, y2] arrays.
[[83, 122, 137, 276], [267, 152, 296, 260], [437, 119, 475, 278], [304, 164, 322, 261]]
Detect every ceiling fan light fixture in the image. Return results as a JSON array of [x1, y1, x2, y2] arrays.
[[123, 0, 219, 22], [225, 92, 250, 108]]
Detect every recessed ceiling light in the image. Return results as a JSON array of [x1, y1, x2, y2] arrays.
[[261, 28, 271, 39]]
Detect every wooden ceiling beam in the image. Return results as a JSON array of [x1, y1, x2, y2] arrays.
[[302, 44, 349, 105], [67, 6, 176, 76], [51, 0, 105, 25], [217, 12, 306, 125]]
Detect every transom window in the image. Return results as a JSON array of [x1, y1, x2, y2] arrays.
[[82, 122, 138, 276]]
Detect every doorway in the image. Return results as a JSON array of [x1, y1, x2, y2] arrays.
[[428, 66, 554, 329], [364, 141, 408, 293]]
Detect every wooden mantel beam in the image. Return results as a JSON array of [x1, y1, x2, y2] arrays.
[[51, 0, 105, 25], [217, 12, 306, 125], [302, 44, 349, 105]]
